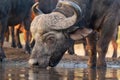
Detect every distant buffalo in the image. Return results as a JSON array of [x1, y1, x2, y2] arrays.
[[29, 0, 120, 68], [0, 0, 35, 61]]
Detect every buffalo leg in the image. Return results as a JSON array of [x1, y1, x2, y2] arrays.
[[87, 32, 97, 68], [112, 27, 118, 58], [10, 26, 16, 48], [96, 15, 119, 68], [23, 18, 31, 54], [111, 39, 118, 58], [67, 40, 75, 55], [14, 24, 22, 48], [0, 21, 7, 61], [83, 39, 89, 56], [4, 27, 9, 42]]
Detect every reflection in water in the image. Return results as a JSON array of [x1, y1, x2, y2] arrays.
[[87, 68, 119, 80], [0, 64, 5, 80], [29, 68, 62, 80], [0, 63, 29, 80], [0, 63, 120, 80]]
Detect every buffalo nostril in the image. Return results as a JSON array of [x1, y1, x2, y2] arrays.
[[28, 59, 38, 66]]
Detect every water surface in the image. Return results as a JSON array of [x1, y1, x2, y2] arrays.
[[0, 61, 120, 80]]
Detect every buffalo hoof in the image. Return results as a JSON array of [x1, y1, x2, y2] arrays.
[[87, 62, 96, 68], [87, 58, 97, 68], [112, 54, 117, 58], [0, 49, 6, 62], [17, 44, 23, 48], [96, 62, 107, 68], [24, 44, 31, 54], [11, 43, 16, 48], [97, 57, 107, 68]]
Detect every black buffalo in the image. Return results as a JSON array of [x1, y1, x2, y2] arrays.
[[0, 0, 35, 61], [29, 0, 120, 68], [8, 0, 59, 49]]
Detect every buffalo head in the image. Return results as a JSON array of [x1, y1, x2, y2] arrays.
[[29, 1, 91, 68]]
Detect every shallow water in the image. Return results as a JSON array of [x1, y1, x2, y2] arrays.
[[0, 61, 120, 80]]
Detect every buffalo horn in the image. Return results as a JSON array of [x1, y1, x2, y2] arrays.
[[52, 1, 82, 30], [32, 2, 43, 15]]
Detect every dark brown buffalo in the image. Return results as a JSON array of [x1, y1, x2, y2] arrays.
[[29, 0, 120, 68]]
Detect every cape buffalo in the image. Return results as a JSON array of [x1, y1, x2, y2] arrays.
[[29, 0, 120, 68], [30, 0, 78, 55], [0, 0, 35, 61]]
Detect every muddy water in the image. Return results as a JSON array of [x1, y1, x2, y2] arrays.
[[0, 62, 120, 80]]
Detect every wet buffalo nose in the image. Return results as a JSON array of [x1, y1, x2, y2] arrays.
[[28, 59, 39, 66]]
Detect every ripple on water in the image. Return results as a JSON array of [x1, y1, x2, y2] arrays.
[[1, 59, 120, 69]]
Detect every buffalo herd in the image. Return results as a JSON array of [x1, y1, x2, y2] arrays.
[[0, 0, 120, 69]]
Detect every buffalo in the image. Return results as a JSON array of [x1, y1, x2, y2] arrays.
[[30, 0, 80, 55], [9, 0, 59, 49], [0, 0, 35, 61], [29, 0, 120, 68]]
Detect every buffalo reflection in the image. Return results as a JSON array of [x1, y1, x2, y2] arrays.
[[0, 63, 28, 80], [28, 68, 61, 80], [0, 64, 5, 80], [87, 68, 119, 80], [28, 67, 119, 80], [0, 63, 120, 80], [87, 68, 106, 80]]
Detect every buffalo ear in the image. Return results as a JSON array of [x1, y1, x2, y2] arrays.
[[70, 28, 92, 40]]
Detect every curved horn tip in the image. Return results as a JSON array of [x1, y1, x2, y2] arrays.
[[32, 2, 43, 15], [32, 2, 39, 8]]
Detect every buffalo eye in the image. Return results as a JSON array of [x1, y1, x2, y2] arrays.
[[46, 37, 55, 44], [43, 36, 56, 45], [42, 32, 58, 45]]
